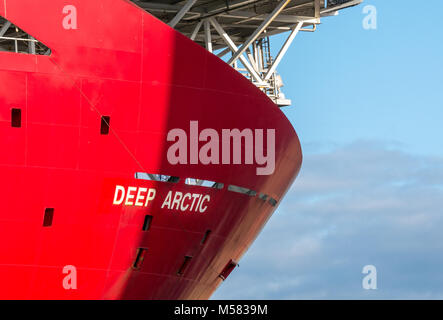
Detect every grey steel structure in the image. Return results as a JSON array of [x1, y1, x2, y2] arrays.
[[135, 0, 362, 106], [1, 0, 362, 106]]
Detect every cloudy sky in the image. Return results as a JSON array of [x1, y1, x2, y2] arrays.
[[214, 0, 443, 299]]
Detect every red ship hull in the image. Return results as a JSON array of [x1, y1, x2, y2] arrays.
[[0, 0, 302, 299]]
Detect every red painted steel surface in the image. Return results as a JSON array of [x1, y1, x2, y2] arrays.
[[0, 0, 302, 299]]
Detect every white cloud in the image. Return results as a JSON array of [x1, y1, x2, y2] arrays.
[[213, 141, 443, 299]]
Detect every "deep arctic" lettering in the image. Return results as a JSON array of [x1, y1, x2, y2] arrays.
[[112, 186, 210, 213]]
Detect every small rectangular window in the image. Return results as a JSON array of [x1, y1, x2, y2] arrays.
[[167, 176, 180, 183], [219, 260, 237, 280], [133, 248, 147, 270], [0, 18, 50, 55], [185, 178, 224, 189], [177, 256, 192, 276], [43, 208, 54, 227], [142, 215, 153, 231], [228, 185, 257, 196], [100, 116, 110, 135], [135, 172, 180, 183], [258, 193, 268, 201], [201, 230, 211, 245], [269, 198, 278, 206], [11, 108, 21, 128]]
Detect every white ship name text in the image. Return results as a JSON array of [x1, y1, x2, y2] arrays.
[[112, 186, 210, 213]]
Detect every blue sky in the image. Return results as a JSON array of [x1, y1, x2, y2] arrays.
[[282, 0, 443, 156], [213, 0, 443, 299]]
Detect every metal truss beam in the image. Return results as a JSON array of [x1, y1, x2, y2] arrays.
[[190, 20, 203, 40], [0, 21, 11, 37], [218, 11, 319, 24], [205, 0, 261, 14], [204, 20, 213, 53], [321, 0, 362, 14], [209, 17, 264, 84], [227, 0, 293, 65], [168, 0, 198, 28], [264, 21, 303, 80]]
